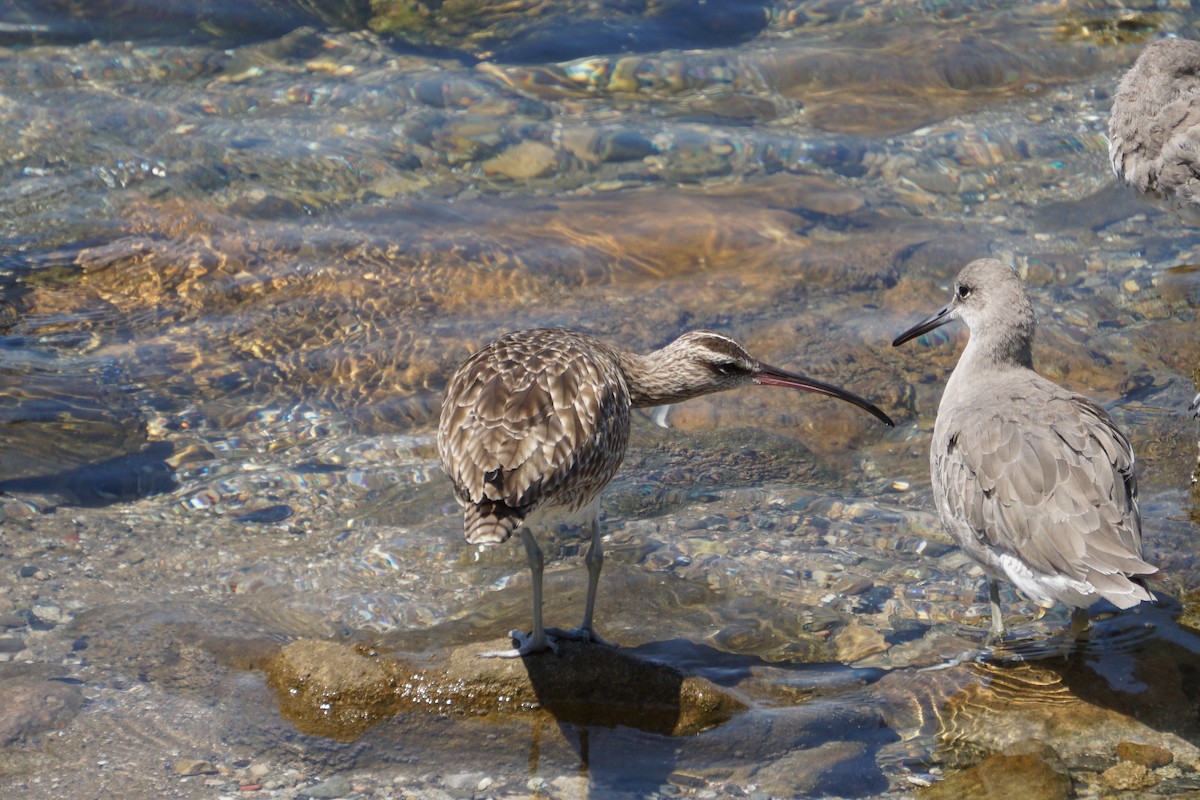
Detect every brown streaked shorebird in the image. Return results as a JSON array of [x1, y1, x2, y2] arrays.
[[893, 259, 1157, 640], [1109, 37, 1200, 224], [439, 327, 894, 658]]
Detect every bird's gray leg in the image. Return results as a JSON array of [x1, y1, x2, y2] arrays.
[[987, 579, 1006, 642], [1069, 607, 1092, 637], [925, 579, 1004, 671], [546, 518, 614, 647], [579, 517, 609, 641], [1063, 606, 1093, 661], [480, 528, 558, 658]]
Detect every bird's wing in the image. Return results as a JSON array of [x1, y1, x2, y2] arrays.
[[438, 337, 630, 512], [935, 392, 1153, 590]]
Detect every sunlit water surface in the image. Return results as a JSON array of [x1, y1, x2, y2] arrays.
[[0, 1, 1198, 798]]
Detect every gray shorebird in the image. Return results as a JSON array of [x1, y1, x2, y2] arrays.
[[439, 327, 894, 658], [1109, 37, 1200, 224], [893, 259, 1157, 639]]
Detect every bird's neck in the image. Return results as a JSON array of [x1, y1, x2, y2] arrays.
[[616, 348, 702, 408], [955, 326, 1034, 376]]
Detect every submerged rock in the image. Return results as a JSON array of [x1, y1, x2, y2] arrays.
[[481, 140, 558, 180], [918, 751, 1070, 800], [753, 740, 880, 798], [1116, 740, 1173, 769], [0, 0, 370, 47], [1100, 760, 1157, 792], [172, 759, 218, 776], [368, 0, 768, 63], [299, 774, 354, 799], [0, 441, 177, 507], [0, 675, 83, 746]]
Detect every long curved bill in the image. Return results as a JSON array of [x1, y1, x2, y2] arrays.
[[892, 304, 955, 347], [754, 365, 894, 427]]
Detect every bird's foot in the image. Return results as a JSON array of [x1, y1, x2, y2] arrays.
[[479, 629, 560, 659], [544, 625, 615, 648], [648, 405, 673, 429]]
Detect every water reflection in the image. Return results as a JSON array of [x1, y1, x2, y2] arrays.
[[0, 0, 1197, 797]]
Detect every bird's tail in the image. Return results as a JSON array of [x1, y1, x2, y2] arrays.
[[1093, 571, 1157, 610], [1128, 574, 1158, 605], [464, 501, 526, 545]]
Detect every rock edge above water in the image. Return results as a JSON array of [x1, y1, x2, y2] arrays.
[[266, 637, 747, 739]]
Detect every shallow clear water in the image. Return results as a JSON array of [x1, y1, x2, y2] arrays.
[[0, 1, 1198, 798]]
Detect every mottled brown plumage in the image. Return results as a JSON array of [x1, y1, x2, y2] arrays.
[[440, 330, 630, 546], [894, 259, 1157, 639], [439, 327, 893, 657]]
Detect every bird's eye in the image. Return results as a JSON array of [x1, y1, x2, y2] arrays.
[[713, 363, 738, 375], [956, 284, 972, 299]]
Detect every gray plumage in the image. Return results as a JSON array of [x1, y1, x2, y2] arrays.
[[439, 327, 893, 657], [893, 259, 1156, 638], [1109, 37, 1200, 224]]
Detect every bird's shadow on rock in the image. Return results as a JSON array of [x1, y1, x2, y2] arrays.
[[1047, 595, 1200, 749], [499, 637, 896, 797]]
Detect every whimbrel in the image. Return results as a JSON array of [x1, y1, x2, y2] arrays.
[[1109, 37, 1200, 224], [439, 327, 894, 657], [893, 259, 1157, 639]]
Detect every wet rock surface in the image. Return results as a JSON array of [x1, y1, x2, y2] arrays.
[[268, 637, 747, 739]]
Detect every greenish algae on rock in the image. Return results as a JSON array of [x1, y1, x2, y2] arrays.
[[267, 637, 747, 740]]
